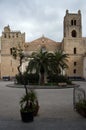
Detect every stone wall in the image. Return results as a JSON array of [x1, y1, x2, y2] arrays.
[[0, 10, 86, 79], [0, 25, 25, 78]]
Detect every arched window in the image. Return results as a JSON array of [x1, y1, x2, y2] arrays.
[[41, 46, 46, 53], [71, 30, 77, 37], [71, 20, 73, 25], [71, 20, 76, 26]]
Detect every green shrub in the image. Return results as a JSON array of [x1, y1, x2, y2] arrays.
[[15, 74, 23, 84], [75, 100, 86, 117], [28, 73, 39, 84], [15, 72, 29, 85], [47, 74, 72, 84], [15, 73, 39, 85], [75, 100, 86, 112]]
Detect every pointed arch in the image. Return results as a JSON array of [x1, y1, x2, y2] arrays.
[[71, 30, 77, 37]]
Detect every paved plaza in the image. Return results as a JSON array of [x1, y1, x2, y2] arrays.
[[0, 81, 86, 130]]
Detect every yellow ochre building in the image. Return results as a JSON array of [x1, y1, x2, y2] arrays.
[[0, 10, 86, 80]]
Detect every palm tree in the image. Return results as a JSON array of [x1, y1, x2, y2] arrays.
[[53, 50, 68, 75], [27, 49, 68, 84], [27, 49, 54, 85]]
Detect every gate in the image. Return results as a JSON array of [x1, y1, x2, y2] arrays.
[[73, 87, 86, 109]]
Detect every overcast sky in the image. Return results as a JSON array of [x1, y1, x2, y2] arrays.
[[0, 0, 86, 42]]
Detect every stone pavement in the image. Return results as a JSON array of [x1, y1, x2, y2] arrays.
[[0, 81, 86, 130], [0, 118, 86, 130]]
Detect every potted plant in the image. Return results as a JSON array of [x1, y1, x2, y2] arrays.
[[11, 46, 39, 122], [20, 89, 39, 122], [19, 72, 39, 122], [75, 99, 86, 117]]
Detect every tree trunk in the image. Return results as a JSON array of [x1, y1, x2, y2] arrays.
[[24, 84, 28, 95], [40, 73, 44, 85], [17, 57, 23, 75], [24, 84, 28, 107]]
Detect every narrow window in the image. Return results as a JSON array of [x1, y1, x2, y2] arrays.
[[10, 48, 12, 55], [71, 20, 73, 25], [74, 48, 76, 54], [72, 30, 77, 37], [4, 33, 6, 38], [16, 33, 18, 37], [74, 20, 76, 25], [73, 69, 76, 74], [11, 60, 12, 66], [74, 62, 77, 66]]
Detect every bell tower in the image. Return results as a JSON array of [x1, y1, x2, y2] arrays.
[[64, 10, 82, 38], [63, 10, 83, 78], [1, 25, 25, 79]]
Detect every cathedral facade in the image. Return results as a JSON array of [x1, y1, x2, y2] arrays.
[[0, 10, 86, 79]]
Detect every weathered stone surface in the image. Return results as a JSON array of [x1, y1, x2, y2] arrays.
[[0, 10, 86, 79]]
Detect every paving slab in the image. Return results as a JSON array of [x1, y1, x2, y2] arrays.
[[0, 81, 86, 130]]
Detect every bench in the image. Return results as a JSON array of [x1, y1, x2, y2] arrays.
[[58, 82, 67, 86], [2, 76, 10, 81]]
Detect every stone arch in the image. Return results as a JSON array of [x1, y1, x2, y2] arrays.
[[71, 30, 77, 37]]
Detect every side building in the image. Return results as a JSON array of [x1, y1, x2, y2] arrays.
[[0, 25, 25, 79]]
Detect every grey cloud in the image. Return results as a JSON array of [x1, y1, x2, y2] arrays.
[[0, 0, 86, 41]]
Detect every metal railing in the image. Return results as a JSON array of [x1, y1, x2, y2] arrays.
[[73, 87, 86, 109]]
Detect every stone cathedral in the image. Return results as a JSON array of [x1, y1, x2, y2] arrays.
[[0, 10, 86, 80]]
